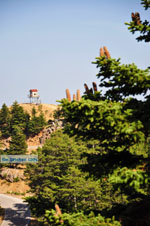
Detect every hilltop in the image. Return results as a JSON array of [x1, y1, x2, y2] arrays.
[[1, 102, 60, 149], [19, 103, 59, 121]]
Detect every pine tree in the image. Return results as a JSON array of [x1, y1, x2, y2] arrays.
[[59, 1, 150, 225], [0, 103, 10, 138], [26, 1, 150, 225], [9, 125, 27, 155], [10, 101, 30, 133], [26, 130, 107, 216], [26, 107, 46, 136], [125, 0, 150, 42]]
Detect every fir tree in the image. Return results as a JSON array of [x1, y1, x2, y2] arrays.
[[10, 101, 30, 133], [26, 107, 46, 136], [59, 1, 150, 225], [125, 0, 150, 42], [9, 125, 27, 155], [26, 130, 107, 216], [0, 103, 10, 138], [26, 1, 150, 225]]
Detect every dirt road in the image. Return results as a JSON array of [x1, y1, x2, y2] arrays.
[[0, 194, 30, 226]]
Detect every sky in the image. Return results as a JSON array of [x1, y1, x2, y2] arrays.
[[0, 0, 149, 106]]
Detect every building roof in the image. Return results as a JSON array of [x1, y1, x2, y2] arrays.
[[30, 89, 38, 92]]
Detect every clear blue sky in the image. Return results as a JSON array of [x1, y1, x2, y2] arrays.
[[0, 0, 149, 106]]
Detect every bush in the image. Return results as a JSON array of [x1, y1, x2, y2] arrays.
[[44, 210, 121, 226]]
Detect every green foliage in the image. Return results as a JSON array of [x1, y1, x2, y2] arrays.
[[26, 109, 46, 136], [0, 102, 47, 156], [0, 103, 10, 138], [123, 98, 150, 138], [26, 130, 111, 216], [125, 0, 150, 42], [0, 102, 47, 140], [13, 177, 20, 182], [141, 0, 150, 9], [57, 2, 150, 224], [10, 101, 30, 132], [44, 210, 121, 226], [82, 90, 104, 102], [125, 20, 150, 42], [93, 57, 150, 100], [31, 107, 37, 117], [109, 167, 150, 196], [60, 98, 145, 152], [8, 125, 27, 155], [25, 2, 150, 226]]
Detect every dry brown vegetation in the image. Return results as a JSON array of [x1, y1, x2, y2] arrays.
[[19, 103, 58, 121], [0, 179, 30, 197]]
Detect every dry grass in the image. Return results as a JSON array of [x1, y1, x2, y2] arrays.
[[19, 103, 58, 121], [0, 179, 30, 198]]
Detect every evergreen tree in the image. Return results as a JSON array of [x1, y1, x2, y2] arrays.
[[0, 103, 10, 138], [26, 131, 110, 216], [26, 107, 46, 136], [125, 0, 150, 42], [26, 1, 150, 225], [44, 210, 121, 226], [31, 107, 36, 117], [59, 1, 150, 225], [10, 101, 30, 133], [93, 57, 150, 101], [9, 125, 27, 155]]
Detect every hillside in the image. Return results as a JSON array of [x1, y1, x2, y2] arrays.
[[19, 103, 59, 121], [1, 103, 60, 149], [0, 103, 60, 197]]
